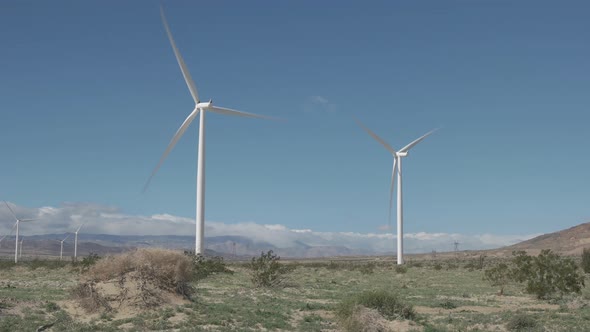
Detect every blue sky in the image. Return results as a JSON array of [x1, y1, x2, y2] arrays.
[[1, 1, 589, 242]]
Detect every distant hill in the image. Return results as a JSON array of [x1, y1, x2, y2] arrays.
[[0, 233, 377, 259], [506, 222, 590, 255]]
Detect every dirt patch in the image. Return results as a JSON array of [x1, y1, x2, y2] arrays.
[[65, 248, 193, 320], [416, 295, 559, 316]]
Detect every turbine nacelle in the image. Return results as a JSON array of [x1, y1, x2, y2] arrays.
[[395, 152, 408, 157], [196, 101, 213, 109]]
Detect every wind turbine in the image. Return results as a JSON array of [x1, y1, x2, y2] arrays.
[[58, 233, 71, 261], [73, 222, 87, 261], [4, 201, 35, 263], [355, 120, 435, 265], [0, 222, 17, 248], [19, 237, 23, 259], [144, 7, 274, 255]]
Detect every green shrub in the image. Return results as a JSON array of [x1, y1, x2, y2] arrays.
[[484, 263, 512, 295], [336, 290, 416, 331], [189, 254, 233, 281], [511, 251, 533, 283], [433, 263, 443, 270], [336, 290, 416, 322], [394, 265, 408, 274], [250, 250, 290, 288], [78, 252, 101, 272], [506, 313, 540, 331], [582, 248, 590, 274], [511, 250, 585, 299], [438, 300, 457, 309], [525, 250, 584, 299]]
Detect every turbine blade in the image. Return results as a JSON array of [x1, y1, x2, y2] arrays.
[[209, 106, 275, 120], [63, 233, 71, 241], [19, 219, 36, 222], [160, 6, 200, 103], [398, 128, 437, 153], [143, 107, 200, 192], [388, 157, 397, 230], [3, 201, 18, 221], [354, 118, 396, 154]]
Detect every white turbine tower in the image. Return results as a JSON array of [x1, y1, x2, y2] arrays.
[[4, 201, 35, 263], [355, 120, 435, 265], [144, 7, 274, 255], [59, 233, 71, 261], [73, 222, 87, 261], [19, 237, 23, 259]]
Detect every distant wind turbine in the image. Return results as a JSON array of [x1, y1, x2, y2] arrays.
[[144, 7, 275, 255], [74, 222, 87, 261], [58, 233, 71, 261], [4, 201, 35, 263], [355, 120, 436, 265]]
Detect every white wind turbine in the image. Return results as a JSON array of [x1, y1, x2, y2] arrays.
[[73, 222, 87, 261], [355, 120, 435, 265], [144, 7, 274, 255], [58, 233, 71, 261], [4, 201, 35, 263]]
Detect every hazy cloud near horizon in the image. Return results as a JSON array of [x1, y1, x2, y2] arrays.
[[0, 202, 538, 253]]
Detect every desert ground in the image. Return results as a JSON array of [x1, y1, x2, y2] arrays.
[[0, 250, 589, 332]]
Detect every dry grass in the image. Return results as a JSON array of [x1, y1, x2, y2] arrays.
[[72, 248, 193, 314]]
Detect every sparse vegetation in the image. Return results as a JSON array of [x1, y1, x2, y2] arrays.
[[582, 248, 590, 273], [1, 252, 589, 331]]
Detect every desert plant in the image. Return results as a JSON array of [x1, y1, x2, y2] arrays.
[[336, 290, 416, 322], [438, 300, 457, 309], [526, 250, 584, 299], [78, 252, 101, 272], [506, 313, 540, 331], [582, 248, 590, 274], [394, 265, 408, 274], [189, 254, 234, 281], [511, 250, 533, 283], [512, 249, 585, 299], [484, 263, 512, 295], [250, 250, 289, 288]]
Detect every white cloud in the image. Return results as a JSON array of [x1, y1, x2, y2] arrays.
[[0, 202, 538, 254]]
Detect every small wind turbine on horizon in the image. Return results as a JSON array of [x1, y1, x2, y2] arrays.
[[58, 233, 71, 261], [4, 201, 36, 263], [355, 119, 436, 265], [143, 7, 276, 255], [73, 222, 87, 261]]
